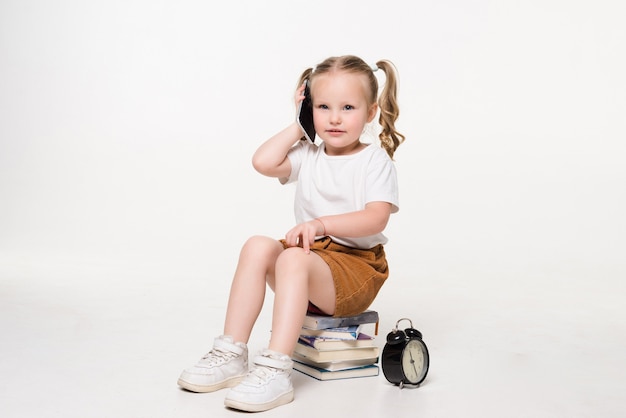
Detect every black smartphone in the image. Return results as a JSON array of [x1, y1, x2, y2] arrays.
[[297, 80, 316, 143]]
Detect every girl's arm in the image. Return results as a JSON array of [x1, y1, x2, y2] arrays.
[[252, 83, 307, 179], [284, 201, 392, 253], [318, 201, 392, 237], [251, 122, 302, 179]]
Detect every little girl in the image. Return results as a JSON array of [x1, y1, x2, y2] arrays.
[[178, 55, 405, 412]]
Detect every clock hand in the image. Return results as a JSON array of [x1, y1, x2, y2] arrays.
[[409, 351, 418, 375]]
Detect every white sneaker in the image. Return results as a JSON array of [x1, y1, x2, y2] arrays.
[[224, 349, 294, 412], [177, 335, 248, 393]]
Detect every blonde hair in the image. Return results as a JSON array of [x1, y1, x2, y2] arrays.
[[297, 55, 405, 159]]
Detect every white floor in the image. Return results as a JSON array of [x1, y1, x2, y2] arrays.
[[1, 251, 624, 418]]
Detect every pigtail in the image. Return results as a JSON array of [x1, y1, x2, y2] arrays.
[[375, 60, 405, 159]]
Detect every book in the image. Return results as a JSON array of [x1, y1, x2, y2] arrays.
[[302, 309, 379, 331], [292, 352, 378, 371], [293, 361, 379, 381], [298, 333, 377, 351], [299, 325, 361, 340], [293, 340, 380, 363]]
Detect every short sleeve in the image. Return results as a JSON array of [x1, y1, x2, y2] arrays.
[[365, 153, 399, 213], [280, 140, 314, 185]]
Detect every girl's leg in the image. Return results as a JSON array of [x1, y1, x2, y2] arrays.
[[223, 236, 284, 344], [223, 246, 334, 412], [178, 235, 285, 395], [267, 247, 335, 356]]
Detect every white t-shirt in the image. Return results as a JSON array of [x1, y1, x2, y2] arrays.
[[282, 141, 399, 249]]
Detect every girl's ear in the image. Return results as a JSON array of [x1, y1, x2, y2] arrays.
[[367, 103, 378, 122]]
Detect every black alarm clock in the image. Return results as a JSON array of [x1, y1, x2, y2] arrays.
[[381, 318, 429, 388]]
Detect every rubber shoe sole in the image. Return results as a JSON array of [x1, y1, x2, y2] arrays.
[[224, 388, 294, 412], [177, 375, 245, 393]]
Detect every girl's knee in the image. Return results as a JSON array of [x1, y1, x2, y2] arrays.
[[238, 236, 284, 271], [276, 246, 306, 264], [274, 247, 314, 279], [241, 235, 282, 254], [243, 235, 274, 246]]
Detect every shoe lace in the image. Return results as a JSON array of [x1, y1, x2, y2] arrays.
[[247, 365, 277, 384], [201, 348, 238, 366]]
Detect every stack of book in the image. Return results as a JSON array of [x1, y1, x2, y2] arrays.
[[293, 309, 380, 381]]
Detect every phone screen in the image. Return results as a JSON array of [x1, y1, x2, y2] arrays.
[[297, 80, 316, 143]]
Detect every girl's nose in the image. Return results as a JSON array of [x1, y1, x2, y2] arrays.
[[330, 110, 341, 124]]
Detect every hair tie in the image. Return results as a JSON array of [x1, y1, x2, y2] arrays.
[[370, 63, 379, 72]]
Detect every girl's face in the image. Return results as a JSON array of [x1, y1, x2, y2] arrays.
[[310, 71, 377, 156]]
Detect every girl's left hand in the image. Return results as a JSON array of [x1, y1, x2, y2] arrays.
[[284, 220, 324, 254]]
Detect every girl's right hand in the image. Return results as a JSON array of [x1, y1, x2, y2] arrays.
[[295, 81, 306, 111]]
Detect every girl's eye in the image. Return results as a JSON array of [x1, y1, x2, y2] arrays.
[[318, 104, 328, 109], [344, 105, 354, 110]]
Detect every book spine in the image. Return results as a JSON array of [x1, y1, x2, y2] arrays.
[[303, 311, 379, 330]]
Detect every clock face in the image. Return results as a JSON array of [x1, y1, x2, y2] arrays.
[[401, 339, 428, 384]]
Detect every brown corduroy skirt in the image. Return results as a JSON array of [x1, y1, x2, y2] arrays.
[[279, 236, 389, 317]]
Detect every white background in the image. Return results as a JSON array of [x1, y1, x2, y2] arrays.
[[1, 1, 625, 417]]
